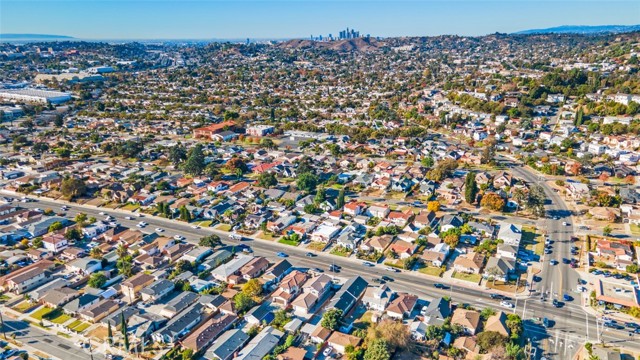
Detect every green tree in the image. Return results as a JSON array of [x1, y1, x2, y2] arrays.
[[321, 308, 343, 330], [65, 228, 82, 241], [465, 172, 478, 204], [48, 221, 64, 233], [364, 338, 390, 360], [60, 177, 86, 199], [505, 342, 524, 360], [257, 172, 277, 188], [88, 272, 107, 288], [32, 237, 43, 249], [297, 172, 318, 194], [233, 292, 256, 313], [336, 188, 345, 208], [314, 186, 326, 204], [74, 213, 88, 226], [179, 205, 192, 222], [169, 144, 187, 165], [199, 234, 221, 248], [477, 331, 505, 352], [117, 255, 133, 277], [183, 144, 206, 176], [121, 312, 129, 352], [260, 138, 276, 150], [603, 225, 612, 237]]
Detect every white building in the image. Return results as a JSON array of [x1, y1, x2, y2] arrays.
[[0, 88, 72, 104]]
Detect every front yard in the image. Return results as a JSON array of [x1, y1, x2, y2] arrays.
[[417, 265, 444, 277], [68, 320, 91, 333], [330, 245, 352, 257], [452, 271, 482, 283], [307, 242, 328, 252], [13, 301, 36, 313], [30, 306, 54, 320], [630, 224, 640, 236], [216, 223, 232, 232], [278, 238, 301, 246]]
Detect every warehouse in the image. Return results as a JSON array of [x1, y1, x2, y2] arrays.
[[0, 88, 72, 104]]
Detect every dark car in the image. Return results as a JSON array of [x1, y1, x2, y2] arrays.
[[552, 299, 562, 308], [562, 258, 570, 264], [563, 294, 573, 301], [433, 283, 447, 289], [381, 275, 394, 282], [625, 322, 640, 329], [490, 294, 504, 300], [543, 317, 552, 328], [329, 264, 340, 272], [305, 252, 316, 257]]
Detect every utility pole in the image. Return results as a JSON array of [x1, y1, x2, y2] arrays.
[[89, 338, 94, 360]]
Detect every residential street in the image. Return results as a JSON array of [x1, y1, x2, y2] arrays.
[[4, 190, 640, 358]]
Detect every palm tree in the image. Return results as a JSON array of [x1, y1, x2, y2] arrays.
[[505, 342, 523, 360], [116, 244, 128, 258]]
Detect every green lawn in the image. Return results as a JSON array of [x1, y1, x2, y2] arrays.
[[631, 224, 640, 236], [50, 312, 72, 324], [68, 320, 90, 332], [278, 238, 301, 246], [30, 307, 54, 320], [217, 224, 232, 232], [418, 265, 444, 277], [0, 294, 11, 304], [452, 271, 482, 283], [195, 220, 213, 227], [330, 246, 352, 257]]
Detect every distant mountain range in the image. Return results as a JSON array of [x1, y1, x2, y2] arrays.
[[515, 25, 640, 35], [0, 34, 75, 40]]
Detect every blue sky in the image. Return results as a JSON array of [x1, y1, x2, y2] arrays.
[[1, 1, 639, 39]]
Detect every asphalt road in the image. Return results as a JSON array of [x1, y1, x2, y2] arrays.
[[1, 318, 104, 360], [504, 159, 582, 299], [3, 192, 640, 357]]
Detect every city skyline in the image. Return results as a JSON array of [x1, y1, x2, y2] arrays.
[[1, 0, 639, 40]]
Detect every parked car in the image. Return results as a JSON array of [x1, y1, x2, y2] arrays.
[[543, 317, 551, 328], [386, 267, 399, 272], [323, 347, 333, 357], [305, 252, 315, 257], [362, 262, 374, 267], [174, 235, 185, 240]]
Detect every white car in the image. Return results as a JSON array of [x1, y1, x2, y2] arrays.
[[155, 228, 165, 233], [174, 235, 185, 240], [125, 216, 134, 220], [99, 211, 106, 215], [562, 221, 569, 226], [500, 301, 514, 308], [386, 267, 399, 272], [323, 347, 333, 357], [191, 225, 200, 229]]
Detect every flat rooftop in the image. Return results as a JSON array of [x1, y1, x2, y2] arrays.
[[596, 279, 640, 308]]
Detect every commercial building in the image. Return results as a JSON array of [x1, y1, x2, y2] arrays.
[[0, 88, 72, 104]]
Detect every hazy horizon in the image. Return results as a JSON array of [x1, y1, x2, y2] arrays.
[[2, 0, 639, 40]]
